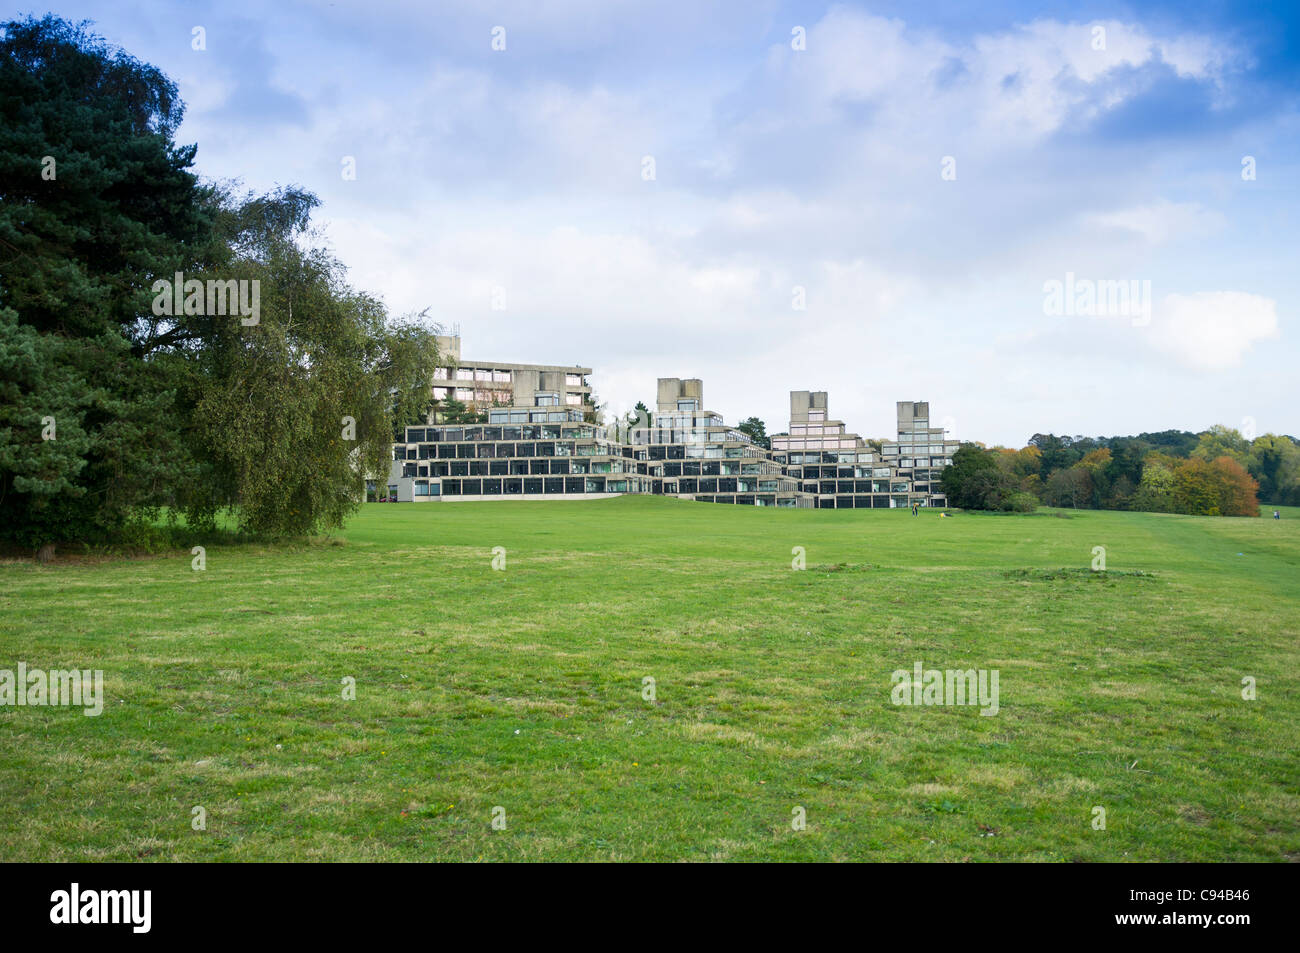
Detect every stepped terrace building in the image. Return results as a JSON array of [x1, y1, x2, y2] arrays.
[[627, 378, 812, 507], [389, 404, 651, 501], [771, 394, 958, 508], [387, 347, 958, 508]]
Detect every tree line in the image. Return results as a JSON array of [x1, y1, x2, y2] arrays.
[[942, 425, 1293, 516]]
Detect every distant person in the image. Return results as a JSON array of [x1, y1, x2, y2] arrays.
[[1274, 510, 1281, 519], [911, 503, 918, 516]]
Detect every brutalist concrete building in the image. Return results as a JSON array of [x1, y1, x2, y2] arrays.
[[429, 333, 593, 421], [771, 394, 958, 508], [387, 345, 956, 507]]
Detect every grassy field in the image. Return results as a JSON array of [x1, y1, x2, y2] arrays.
[[1, 498, 1296, 861]]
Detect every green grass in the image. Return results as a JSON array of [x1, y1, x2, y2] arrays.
[[1, 498, 1297, 861]]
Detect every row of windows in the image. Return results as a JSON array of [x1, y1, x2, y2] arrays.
[[406, 424, 594, 443], [800, 480, 923, 493], [412, 482, 942, 505], [405, 466, 937, 500], [788, 467, 941, 480], [787, 424, 847, 436], [440, 477, 647, 496], [643, 444, 755, 460], [656, 461, 780, 477], [672, 479, 788, 493], [484, 400, 583, 421], [404, 458, 637, 478], [405, 441, 622, 460], [791, 465, 894, 479], [814, 495, 940, 508], [661, 478, 795, 494], [432, 368, 587, 387], [882, 447, 955, 460], [782, 452, 878, 465]]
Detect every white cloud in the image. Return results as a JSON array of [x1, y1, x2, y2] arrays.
[[741, 12, 1240, 149], [1085, 200, 1226, 244], [1149, 292, 1279, 369]]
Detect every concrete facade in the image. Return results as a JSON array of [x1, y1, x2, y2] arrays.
[[771, 394, 958, 508], [387, 348, 959, 508], [429, 333, 592, 420]]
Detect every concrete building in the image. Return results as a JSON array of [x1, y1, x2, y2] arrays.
[[429, 333, 592, 420], [388, 353, 959, 507], [879, 401, 957, 506], [632, 378, 811, 507], [772, 394, 958, 508]]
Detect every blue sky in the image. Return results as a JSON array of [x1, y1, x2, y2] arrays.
[[32, 0, 1300, 444]]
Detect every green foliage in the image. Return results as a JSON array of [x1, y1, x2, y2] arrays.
[[1015, 426, 1277, 517], [1132, 454, 1176, 513], [941, 444, 1032, 511], [0, 16, 209, 547], [1169, 456, 1259, 517], [181, 188, 439, 538], [1004, 491, 1039, 513], [736, 416, 770, 449], [1248, 434, 1300, 504], [434, 397, 486, 424], [1191, 425, 1250, 466], [0, 16, 439, 547]]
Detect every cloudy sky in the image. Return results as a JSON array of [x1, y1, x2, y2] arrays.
[[48, 0, 1300, 445]]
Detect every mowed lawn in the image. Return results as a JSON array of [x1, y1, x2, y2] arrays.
[[1, 498, 1296, 862]]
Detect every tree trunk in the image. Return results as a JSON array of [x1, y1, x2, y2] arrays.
[[36, 542, 56, 564]]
